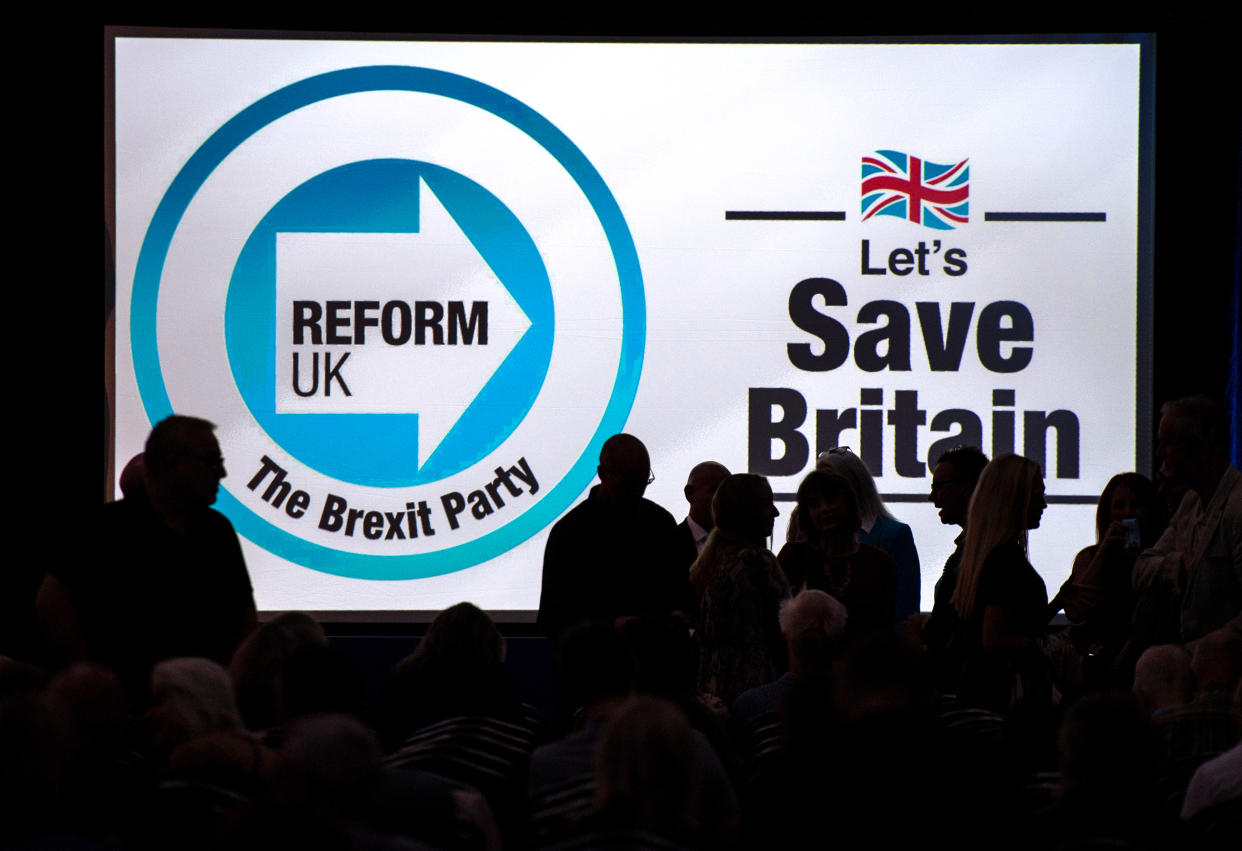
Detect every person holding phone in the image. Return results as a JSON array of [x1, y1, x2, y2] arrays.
[[1053, 472, 1168, 689]]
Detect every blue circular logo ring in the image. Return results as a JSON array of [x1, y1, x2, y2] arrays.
[[131, 66, 646, 580]]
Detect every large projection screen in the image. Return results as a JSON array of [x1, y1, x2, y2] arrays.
[[108, 33, 1153, 620]]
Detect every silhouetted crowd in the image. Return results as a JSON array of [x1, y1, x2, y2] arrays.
[[2, 395, 1239, 849]]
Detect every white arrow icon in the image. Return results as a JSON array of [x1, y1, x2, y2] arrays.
[[274, 177, 532, 468]]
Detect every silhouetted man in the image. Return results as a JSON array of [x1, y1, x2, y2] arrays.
[[39, 415, 256, 700], [921, 445, 987, 689], [537, 434, 678, 638], [674, 461, 731, 568], [1135, 395, 1241, 643]]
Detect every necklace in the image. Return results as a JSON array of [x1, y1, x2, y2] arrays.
[[822, 552, 854, 596]]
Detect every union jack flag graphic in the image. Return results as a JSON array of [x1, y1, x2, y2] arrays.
[[861, 150, 969, 230]]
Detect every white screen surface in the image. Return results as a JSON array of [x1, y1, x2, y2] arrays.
[[111, 36, 1149, 617]]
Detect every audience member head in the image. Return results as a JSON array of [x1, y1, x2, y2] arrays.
[[710, 472, 779, 543], [1156, 394, 1229, 497], [230, 612, 328, 731], [953, 454, 1045, 618], [1132, 644, 1194, 713], [1189, 627, 1242, 694], [118, 452, 147, 499], [147, 657, 244, 752], [833, 632, 937, 725], [794, 470, 861, 544], [816, 447, 891, 525], [1094, 472, 1167, 548], [597, 433, 653, 507], [690, 473, 778, 594], [929, 445, 988, 528], [683, 461, 730, 529], [44, 663, 127, 759], [794, 467, 864, 546], [143, 415, 226, 514], [277, 714, 382, 822], [406, 601, 505, 672], [594, 697, 700, 841], [780, 589, 847, 678]]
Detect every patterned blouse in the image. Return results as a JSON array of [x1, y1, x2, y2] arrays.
[[696, 544, 792, 704]]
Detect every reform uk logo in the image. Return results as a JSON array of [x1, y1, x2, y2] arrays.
[[130, 66, 645, 579]]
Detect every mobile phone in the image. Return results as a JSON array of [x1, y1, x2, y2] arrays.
[[1121, 518, 1141, 550]]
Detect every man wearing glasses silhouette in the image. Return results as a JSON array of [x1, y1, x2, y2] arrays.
[[537, 433, 681, 639]]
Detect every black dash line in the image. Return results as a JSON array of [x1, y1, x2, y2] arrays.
[[984, 212, 1106, 222], [725, 210, 846, 221]]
